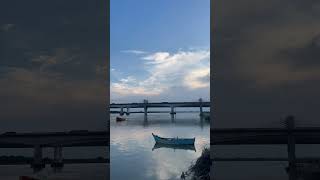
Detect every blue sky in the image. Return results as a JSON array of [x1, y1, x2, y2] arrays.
[[111, 0, 210, 102]]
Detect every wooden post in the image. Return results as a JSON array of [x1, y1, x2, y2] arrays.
[[286, 116, 296, 180]]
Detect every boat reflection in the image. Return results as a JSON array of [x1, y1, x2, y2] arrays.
[[152, 143, 196, 152]]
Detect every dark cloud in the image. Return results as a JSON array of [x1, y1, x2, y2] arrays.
[[280, 34, 320, 69], [213, 0, 320, 128], [0, 0, 108, 132]]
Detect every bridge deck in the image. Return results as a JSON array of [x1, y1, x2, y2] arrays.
[[110, 101, 210, 108], [0, 131, 109, 148], [110, 110, 210, 114]]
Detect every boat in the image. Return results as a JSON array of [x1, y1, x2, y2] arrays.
[[152, 133, 195, 145], [152, 142, 196, 151], [116, 116, 126, 121]]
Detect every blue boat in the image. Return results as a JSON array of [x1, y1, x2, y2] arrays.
[[152, 133, 195, 145]]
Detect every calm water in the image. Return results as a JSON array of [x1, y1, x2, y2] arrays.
[[212, 144, 320, 180], [110, 111, 210, 180], [0, 164, 108, 180], [0, 147, 108, 179]]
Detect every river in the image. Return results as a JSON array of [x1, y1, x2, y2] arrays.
[[110, 110, 210, 180], [0, 146, 108, 179]]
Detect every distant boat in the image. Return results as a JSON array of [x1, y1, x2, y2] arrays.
[[152, 142, 196, 152], [152, 133, 195, 145], [116, 116, 126, 122]]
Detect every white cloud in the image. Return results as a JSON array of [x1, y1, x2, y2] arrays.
[[111, 49, 210, 100], [184, 68, 210, 89], [111, 82, 164, 96], [143, 52, 170, 63], [121, 50, 147, 54]]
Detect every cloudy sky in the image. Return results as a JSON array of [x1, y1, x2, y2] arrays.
[[0, 1, 108, 132], [213, 0, 320, 127], [110, 0, 210, 103]]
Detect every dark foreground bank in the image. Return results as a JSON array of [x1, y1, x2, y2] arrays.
[[184, 147, 210, 180]]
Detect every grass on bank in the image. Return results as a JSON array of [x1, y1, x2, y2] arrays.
[[185, 147, 211, 180]]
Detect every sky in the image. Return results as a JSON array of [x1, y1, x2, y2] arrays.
[[0, 0, 108, 132], [213, 0, 320, 128], [110, 0, 210, 103], [3, 0, 318, 132]]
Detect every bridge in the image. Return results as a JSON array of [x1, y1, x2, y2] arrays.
[[211, 127, 320, 145], [110, 99, 210, 118], [210, 117, 320, 180], [0, 131, 109, 169]]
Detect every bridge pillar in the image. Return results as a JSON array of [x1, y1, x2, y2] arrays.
[[126, 107, 130, 115], [144, 106, 148, 119], [144, 99, 148, 120], [199, 98, 203, 116], [170, 106, 176, 115], [286, 116, 296, 180], [51, 146, 64, 168], [31, 145, 45, 169], [120, 106, 124, 116], [170, 106, 175, 121]]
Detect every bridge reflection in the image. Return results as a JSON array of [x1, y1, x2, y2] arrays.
[[211, 117, 320, 180], [0, 131, 109, 171], [0, 157, 109, 172], [113, 115, 210, 128]]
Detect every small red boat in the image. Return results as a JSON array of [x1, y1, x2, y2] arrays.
[[116, 116, 126, 121]]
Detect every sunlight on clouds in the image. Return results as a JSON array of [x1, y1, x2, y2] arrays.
[[111, 82, 165, 96], [184, 68, 210, 89], [143, 52, 170, 64], [111, 49, 210, 98]]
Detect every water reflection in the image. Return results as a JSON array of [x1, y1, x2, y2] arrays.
[[212, 145, 320, 180], [0, 146, 108, 179], [0, 164, 108, 180], [114, 114, 207, 128], [152, 143, 196, 152], [111, 113, 210, 180]]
